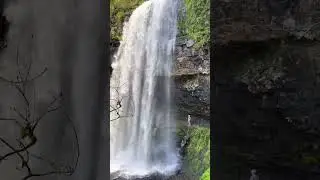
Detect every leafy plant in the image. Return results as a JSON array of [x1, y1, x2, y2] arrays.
[[186, 126, 210, 176], [179, 0, 210, 48], [200, 168, 210, 180]]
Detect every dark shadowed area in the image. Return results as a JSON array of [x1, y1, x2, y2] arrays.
[[213, 0, 320, 179]]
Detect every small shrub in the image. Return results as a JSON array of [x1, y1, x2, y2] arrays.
[[179, 0, 210, 48]]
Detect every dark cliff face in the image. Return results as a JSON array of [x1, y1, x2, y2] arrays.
[[214, 40, 320, 179], [214, 0, 320, 179], [173, 40, 210, 123], [214, 0, 320, 43]]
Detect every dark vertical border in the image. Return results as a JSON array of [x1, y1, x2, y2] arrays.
[[72, 0, 110, 179], [96, 0, 110, 179], [74, 0, 111, 179], [210, 0, 214, 178], [210, 0, 220, 179]]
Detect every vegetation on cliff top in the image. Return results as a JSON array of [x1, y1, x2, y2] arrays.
[[111, 0, 144, 41], [179, 0, 210, 48], [111, 0, 210, 48]]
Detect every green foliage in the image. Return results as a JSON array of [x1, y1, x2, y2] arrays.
[[200, 168, 210, 180], [186, 126, 210, 176], [179, 0, 210, 48], [110, 0, 144, 40], [111, 0, 210, 47]]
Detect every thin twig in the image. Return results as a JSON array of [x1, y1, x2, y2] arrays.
[[0, 68, 48, 85], [0, 136, 36, 161], [0, 118, 23, 127], [0, 44, 78, 180]]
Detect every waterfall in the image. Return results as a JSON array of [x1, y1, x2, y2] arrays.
[[110, 0, 180, 178]]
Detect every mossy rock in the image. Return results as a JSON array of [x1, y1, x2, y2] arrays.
[[178, 0, 210, 49], [200, 168, 210, 180], [185, 126, 210, 177], [111, 0, 144, 41]]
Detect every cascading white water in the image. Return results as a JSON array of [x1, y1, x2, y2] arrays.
[[110, 0, 180, 178]]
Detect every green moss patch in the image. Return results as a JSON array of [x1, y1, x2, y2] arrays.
[[186, 126, 210, 176], [200, 168, 210, 180], [111, 0, 144, 40], [179, 0, 210, 48]]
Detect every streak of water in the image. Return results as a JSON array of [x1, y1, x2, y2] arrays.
[[110, 0, 180, 178]]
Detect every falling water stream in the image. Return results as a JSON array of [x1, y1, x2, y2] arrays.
[[110, 0, 180, 178]]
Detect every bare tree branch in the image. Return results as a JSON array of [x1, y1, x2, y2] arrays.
[[0, 44, 79, 180], [31, 94, 62, 132], [0, 136, 36, 162], [0, 68, 48, 85], [109, 82, 134, 121]]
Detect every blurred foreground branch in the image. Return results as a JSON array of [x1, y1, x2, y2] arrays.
[[0, 44, 79, 180]]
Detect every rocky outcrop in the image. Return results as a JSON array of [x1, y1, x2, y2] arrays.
[[214, 0, 320, 44], [173, 38, 210, 122]]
